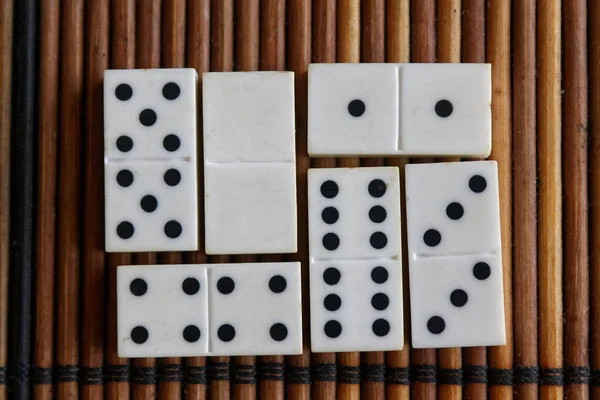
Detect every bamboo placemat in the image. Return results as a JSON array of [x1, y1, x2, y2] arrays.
[[0, 0, 595, 399]]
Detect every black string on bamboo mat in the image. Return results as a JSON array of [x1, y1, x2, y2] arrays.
[[463, 365, 488, 384], [362, 363, 386, 382], [257, 361, 285, 381], [311, 362, 336, 382], [55, 365, 79, 382], [539, 368, 564, 386], [565, 366, 590, 384], [131, 366, 157, 385], [0, 366, 5, 385], [157, 363, 182, 382], [338, 366, 361, 384], [208, 362, 230, 382], [183, 365, 207, 385], [591, 369, 600, 386], [285, 366, 311, 384], [30, 367, 52, 384], [487, 368, 514, 386], [437, 368, 463, 385], [104, 364, 130, 383], [231, 364, 257, 384], [80, 367, 103, 385], [9, 0, 38, 397], [514, 365, 539, 384], [410, 364, 437, 383], [386, 367, 410, 385]]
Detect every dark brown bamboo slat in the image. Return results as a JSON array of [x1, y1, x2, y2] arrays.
[[56, 1, 84, 398], [486, 1, 513, 399], [538, 1, 563, 400], [31, 0, 57, 398], [310, 1, 336, 398], [0, 1, 12, 399], [105, 1, 135, 399], [563, 1, 589, 398], [385, 1, 410, 399], [260, 0, 285, 71]]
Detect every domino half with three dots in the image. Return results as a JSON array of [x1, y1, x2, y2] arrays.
[[308, 167, 404, 352], [308, 63, 492, 158], [405, 161, 505, 348], [202, 72, 297, 255], [104, 68, 199, 252], [117, 262, 303, 357]]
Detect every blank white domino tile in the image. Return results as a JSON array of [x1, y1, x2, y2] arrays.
[[405, 161, 501, 258], [307, 63, 491, 158], [204, 164, 297, 255], [105, 161, 198, 252], [310, 260, 403, 352], [409, 254, 506, 348], [117, 264, 208, 358], [207, 262, 303, 356], [104, 68, 197, 160], [202, 71, 295, 163], [308, 167, 401, 262]]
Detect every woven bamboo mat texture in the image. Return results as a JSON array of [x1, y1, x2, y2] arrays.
[[0, 0, 596, 399]]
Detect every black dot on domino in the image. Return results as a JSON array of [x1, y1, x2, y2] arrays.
[[371, 266, 388, 284], [217, 324, 236, 342], [323, 233, 340, 251], [183, 325, 201, 343], [131, 326, 148, 344], [435, 99, 453, 118], [130, 278, 147, 296], [140, 195, 158, 213], [162, 82, 181, 100], [427, 316, 446, 334], [323, 267, 341, 285], [269, 323, 288, 341], [324, 294, 341, 311], [182, 278, 200, 295], [371, 293, 389, 311], [117, 221, 134, 239], [372, 318, 390, 337], [269, 275, 287, 294], [368, 179, 387, 198], [320, 180, 339, 198], [164, 220, 182, 238], [450, 289, 468, 307], [324, 320, 342, 338], [369, 205, 386, 223], [116, 135, 133, 152], [321, 207, 339, 224], [473, 262, 491, 280], [139, 109, 157, 126], [370, 232, 387, 249], [163, 134, 181, 152], [423, 229, 441, 247], [469, 175, 487, 193], [348, 99, 366, 117], [115, 83, 133, 101], [217, 277, 235, 294], [446, 202, 464, 220], [116, 169, 134, 187], [164, 168, 181, 186]]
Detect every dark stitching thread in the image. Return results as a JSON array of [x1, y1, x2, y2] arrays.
[[55, 365, 79, 382], [386, 367, 410, 385], [464, 365, 487, 384], [131, 366, 157, 385], [286, 366, 311, 384], [438, 368, 463, 385], [591, 369, 600, 386], [232, 364, 257, 384], [411, 364, 436, 383], [565, 366, 590, 385], [30, 367, 52, 384], [80, 367, 104, 385], [514, 365, 539, 384], [0, 366, 6, 385], [362, 364, 385, 382], [311, 363, 337, 382], [258, 362, 284, 381], [8, 363, 31, 386], [540, 368, 564, 386], [183, 365, 207, 385], [104, 365, 130, 383], [488, 368, 513, 386], [208, 362, 230, 381], [157, 363, 182, 382], [338, 366, 361, 384]]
